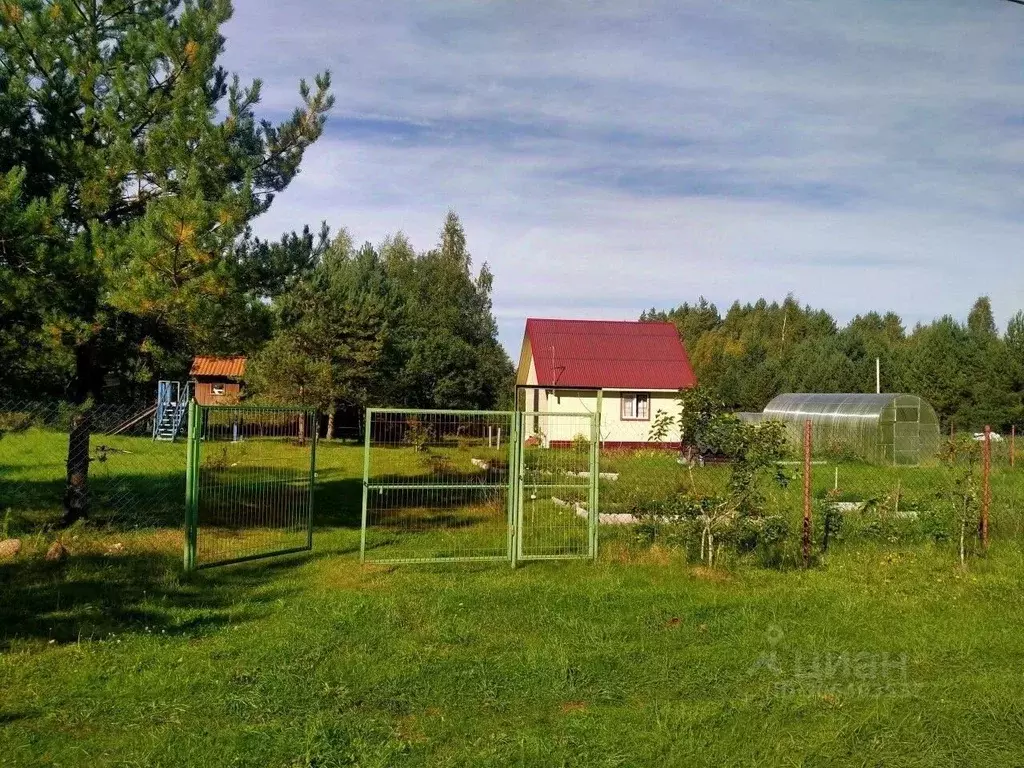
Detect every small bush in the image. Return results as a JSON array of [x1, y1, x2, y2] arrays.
[[403, 419, 431, 452], [571, 433, 590, 454]]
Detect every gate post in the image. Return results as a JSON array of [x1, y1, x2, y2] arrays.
[[593, 391, 603, 560], [588, 408, 599, 560], [360, 408, 372, 564], [307, 409, 318, 550], [183, 400, 200, 572], [515, 410, 527, 564], [508, 410, 520, 568]]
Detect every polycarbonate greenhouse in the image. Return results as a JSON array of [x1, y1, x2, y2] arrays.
[[761, 393, 941, 465]]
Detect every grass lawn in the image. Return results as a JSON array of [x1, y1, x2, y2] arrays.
[[3, 538, 1024, 766], [4, 432, 1024, 765]]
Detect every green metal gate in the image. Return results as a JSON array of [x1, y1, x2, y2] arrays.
[[360, 408, 599, 565], [185, 403, 317, 570], [516, 411, 600, 561]]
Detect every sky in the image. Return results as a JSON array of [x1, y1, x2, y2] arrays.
[[222, 0, 1024, 353]]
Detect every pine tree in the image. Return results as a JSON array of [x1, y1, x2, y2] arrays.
[[0, 0, 333, 522]]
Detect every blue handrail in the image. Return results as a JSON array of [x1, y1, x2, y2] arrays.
[[169, 382, 192, 439]]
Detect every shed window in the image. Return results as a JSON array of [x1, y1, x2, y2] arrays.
[[621, 392, 650, 421], [212, 384, 225, 396]]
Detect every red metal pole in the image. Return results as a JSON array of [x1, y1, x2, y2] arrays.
[[803, 419, 812, 567], [981, 425, 991, 549]]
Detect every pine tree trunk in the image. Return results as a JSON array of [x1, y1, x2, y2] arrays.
[[298, 411, 307, 446], [61, 411, 92, 526], [327, 408, 335, 440]]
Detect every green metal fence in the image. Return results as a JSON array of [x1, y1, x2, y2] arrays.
[[360, 408, 599, 565], [185, 403, 317, 570]]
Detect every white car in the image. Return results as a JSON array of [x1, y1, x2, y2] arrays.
[[972, 432, 1004, 442]]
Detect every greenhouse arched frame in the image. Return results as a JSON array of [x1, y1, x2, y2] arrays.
[[761, 393, 941, 466]]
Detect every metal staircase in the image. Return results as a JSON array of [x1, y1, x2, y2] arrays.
[[153, 380, 191, 441]]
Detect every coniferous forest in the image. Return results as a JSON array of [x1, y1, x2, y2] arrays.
[[643, 295, 1022, 433]]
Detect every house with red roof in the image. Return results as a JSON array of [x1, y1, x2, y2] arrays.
[[515, 319, 696, 448]]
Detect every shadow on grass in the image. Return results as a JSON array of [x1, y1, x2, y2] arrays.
[[0, 550, 313, 650]]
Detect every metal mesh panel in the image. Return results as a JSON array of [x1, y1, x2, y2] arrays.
[[517, 412, 597, 559], [361, 409, 516, 563], [0, 400, 186, 535], [188, 405, 316, 569]]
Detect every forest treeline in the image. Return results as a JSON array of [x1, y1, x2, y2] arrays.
[[642, 296, 1023, 432]]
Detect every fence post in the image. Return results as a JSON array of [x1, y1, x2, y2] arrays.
[[515, 410, 527, 565], [183, 400, 199, 572], [593, 390, 603, 561], [508, 411, 520, 569], [803, 419, 812, 567], [307, 409, 318, 551], [588, 408, 599, 561], [981, 424, 991, 549], [359, 408, 373, 564]]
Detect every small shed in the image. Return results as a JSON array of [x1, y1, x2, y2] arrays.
[[190, 356, 246, 406], [762, 393, 941, 465]]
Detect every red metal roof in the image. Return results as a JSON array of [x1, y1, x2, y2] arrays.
[[190, 356, 247, 379], [523, 319, 696, 390]]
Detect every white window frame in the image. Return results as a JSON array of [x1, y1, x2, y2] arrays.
[[212, 383, 226, 396], [621, 392, 650, 421]]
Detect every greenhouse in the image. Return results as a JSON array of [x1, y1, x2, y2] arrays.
[[761, 393, 941, 466]]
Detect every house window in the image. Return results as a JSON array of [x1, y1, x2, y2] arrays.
[[212, 383, 225, 396], [621, 392, 650, 421]]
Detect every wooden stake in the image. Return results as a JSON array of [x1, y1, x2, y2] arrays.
[[803, 419, 812, 567], [981, 425, 991, 549]]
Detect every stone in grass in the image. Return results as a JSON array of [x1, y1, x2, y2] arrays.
[[0, 539, 22, 560], [45, 541, 69, 563]]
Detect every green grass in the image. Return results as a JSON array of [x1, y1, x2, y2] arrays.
[[3, 539, 1024, 766], [4, 432, 1024, 765]]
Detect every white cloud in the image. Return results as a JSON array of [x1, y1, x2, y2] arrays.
[[223, 0, 1024, 351]]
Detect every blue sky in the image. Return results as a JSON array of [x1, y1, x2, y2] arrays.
[[223, 0, 1024, 353]]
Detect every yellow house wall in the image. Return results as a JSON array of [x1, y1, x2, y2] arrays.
[[524, 387, 682, 445]]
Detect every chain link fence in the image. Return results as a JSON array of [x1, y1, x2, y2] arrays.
[[592, 418, 1021, 567], [807, 424, 1022, 553], [0, 400, 187, 538]]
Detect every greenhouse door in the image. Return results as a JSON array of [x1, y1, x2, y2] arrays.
[[894, 402, 922, 466]]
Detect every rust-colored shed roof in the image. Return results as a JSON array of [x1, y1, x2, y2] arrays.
[[521, 319, 696, 390], [190, 356, 247, 379]]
